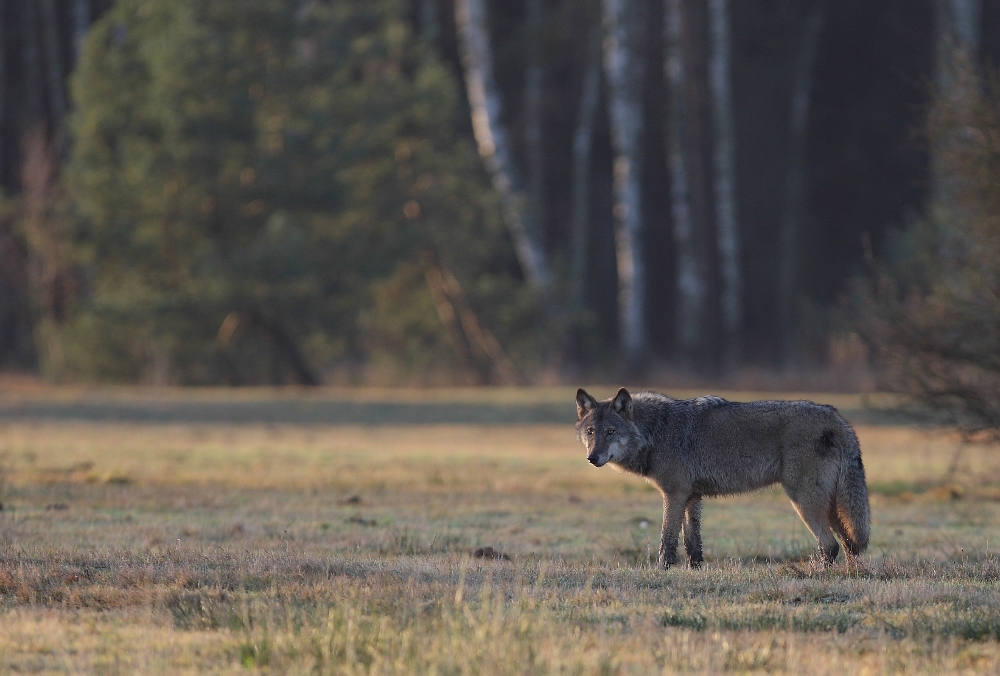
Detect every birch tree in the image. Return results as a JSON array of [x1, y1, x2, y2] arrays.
[[603, 0, 647, 369], [777, 2, 825, 369], [570, 29, 602, 312], [524, 0, 545, 246], [454, 0, 551, 289], [665, 0, 699, 353], [666, 0, 724, 366], [708, 0, 739, 367]]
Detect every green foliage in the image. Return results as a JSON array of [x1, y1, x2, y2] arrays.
[[67, 0, 533, 384], [858, 53, 1000, 436]]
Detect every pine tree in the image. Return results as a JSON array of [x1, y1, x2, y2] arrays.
[[67, 0, 529, 384]]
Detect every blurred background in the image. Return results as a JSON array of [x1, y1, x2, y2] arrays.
[[0, 0, 994, 391]]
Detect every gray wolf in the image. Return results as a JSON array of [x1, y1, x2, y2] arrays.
[[575, 388, 870, 568]]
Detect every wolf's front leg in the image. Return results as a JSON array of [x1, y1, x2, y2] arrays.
[[658, 493, 689, 569], [682, 494, 703, 568]]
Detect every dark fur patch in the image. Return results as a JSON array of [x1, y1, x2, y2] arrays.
[[815, 429, 836, 457], [692, 478, 722, 494]]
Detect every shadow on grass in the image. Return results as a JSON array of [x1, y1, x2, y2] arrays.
[[0, 390, 933, 426], [0, 396, 575, 426]]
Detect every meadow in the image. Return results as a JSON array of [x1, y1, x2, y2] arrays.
[[2, 385, 1000, 673]]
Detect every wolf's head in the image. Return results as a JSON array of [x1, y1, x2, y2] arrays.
[[575, 388, 643, 468]]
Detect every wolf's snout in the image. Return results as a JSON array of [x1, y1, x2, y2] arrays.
[[587, 453, 604, 467]]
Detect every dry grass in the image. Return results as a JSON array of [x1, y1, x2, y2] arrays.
[[1, 386, 1000, 673]]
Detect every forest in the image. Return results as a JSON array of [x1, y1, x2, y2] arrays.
[[0, 0, 995, 386]]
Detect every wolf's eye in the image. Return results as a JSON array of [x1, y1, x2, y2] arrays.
[[586, 427, 594, 436], [606, 428, 615, 436]]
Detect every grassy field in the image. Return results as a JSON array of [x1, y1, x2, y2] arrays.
[[2, 386, 1000, 673]]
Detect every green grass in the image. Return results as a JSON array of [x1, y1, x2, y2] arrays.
[[1, 386, 1000, 673]]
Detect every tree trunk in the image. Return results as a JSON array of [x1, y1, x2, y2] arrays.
[[0, 0, 5, 185], [931, 0, 982, 268], [603, 0, 647, 370], [422, 250, 520, 385], [248, 310, 320, 386], [667, 0, 722, 367], [421, 0, 438, 44], [38, 0, 67, 142], [23, 0, 44, 125], [524, 0, 545, 249], [665, 0, 700, 354], [438, 265, 520, 385], [684, 0, 722, 368], [570, 29, 602, 312], [423, 259, 481, 384], [941, 0, 981, 53], [453, 0, 550, 289], [708, 0, 740, 369], [777, 3, 824, 370], [72, 0, 91, 64], [21, 128, 65, 380]]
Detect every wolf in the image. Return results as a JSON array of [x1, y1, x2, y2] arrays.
[[575, 387, 870, 568]]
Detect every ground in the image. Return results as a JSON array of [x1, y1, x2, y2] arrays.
[[1, 385, 1000, 673]]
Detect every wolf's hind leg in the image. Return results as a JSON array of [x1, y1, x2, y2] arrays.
[[658, 493, 689, 569], [786, 494, 840, 564], [682, 494, 703, 568]]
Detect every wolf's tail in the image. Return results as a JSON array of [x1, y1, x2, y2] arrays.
[[832, 426, 870, 556]]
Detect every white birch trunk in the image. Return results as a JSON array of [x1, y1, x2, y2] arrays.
[[454, 0, 550, 289], [778, 3, 824, 368], [708, 0, 739, 366], [72, 0, 91, 63], [570, 30, 602, 311], [603, 0, 647, 368], [665, 0, 700, 352]]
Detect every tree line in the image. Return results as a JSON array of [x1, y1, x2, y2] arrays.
[[0, 0, 996, 385]]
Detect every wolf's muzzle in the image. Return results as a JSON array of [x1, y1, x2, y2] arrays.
[[587, 453, 606, 467]]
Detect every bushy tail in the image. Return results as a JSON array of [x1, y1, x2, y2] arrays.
[[833, 429, 870, 556]]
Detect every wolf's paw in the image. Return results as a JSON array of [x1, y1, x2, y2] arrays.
[[820, 542, 840, 566], [657, 555, 677, 570]]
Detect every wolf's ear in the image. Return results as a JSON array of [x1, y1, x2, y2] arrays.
[[576, 388, 598, 420], [611, 387, 633, 420]]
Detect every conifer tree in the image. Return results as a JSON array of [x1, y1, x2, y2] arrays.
[[68, 0, 527, 384]]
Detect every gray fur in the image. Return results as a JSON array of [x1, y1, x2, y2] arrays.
[[576, 387, 870, 568]]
